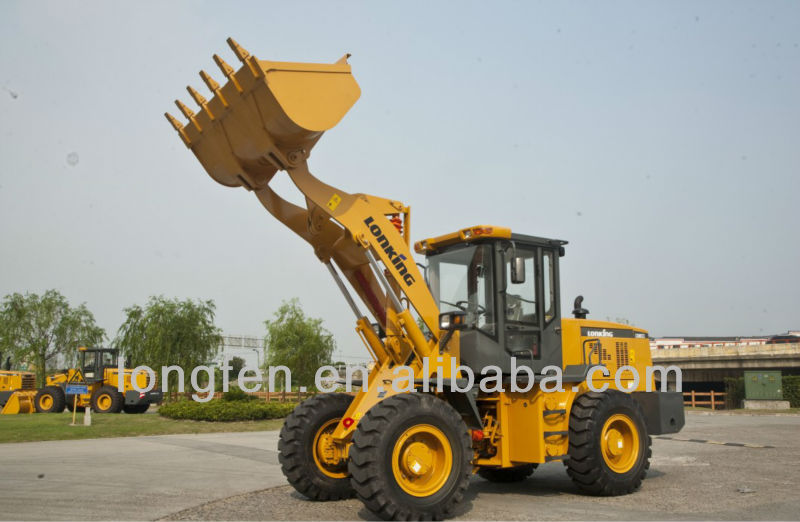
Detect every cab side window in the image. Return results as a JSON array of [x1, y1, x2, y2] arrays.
[[504, 250, 537, 324], [469, 246, 496, 336], [543, 250, 555, 323]]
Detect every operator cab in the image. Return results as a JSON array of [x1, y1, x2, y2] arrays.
[[416, 226, 567, 375], [78, 347, 119, 383]]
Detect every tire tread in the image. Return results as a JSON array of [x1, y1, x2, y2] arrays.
[[348, 393, 471, 521], [278, 393, 355, 501], [566, 391, 651, 496]]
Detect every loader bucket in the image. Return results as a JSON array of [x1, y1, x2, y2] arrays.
[[0, 390, 36, 414], [166, 38, 360, 190]]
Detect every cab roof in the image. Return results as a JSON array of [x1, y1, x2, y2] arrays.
[[77, 346, 117, 353], [414, 225, 567, 255]]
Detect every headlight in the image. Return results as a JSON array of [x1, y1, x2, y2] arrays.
[[439, 311, 466, 331], [440, 314, 451, 330]]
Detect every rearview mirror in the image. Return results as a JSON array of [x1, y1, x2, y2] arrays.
[[511, 256, 526, 284]]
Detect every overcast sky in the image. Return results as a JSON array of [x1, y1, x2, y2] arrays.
[[1, 1, 798, 364]]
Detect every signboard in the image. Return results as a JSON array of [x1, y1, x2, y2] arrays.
[[66, 369, 88, 395], [65, 384, 88, 395]]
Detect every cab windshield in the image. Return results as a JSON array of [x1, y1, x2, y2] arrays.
[[427, 244, 495, 336]]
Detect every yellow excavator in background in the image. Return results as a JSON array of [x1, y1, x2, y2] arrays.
[[37, 347, 162, 414], [0, 355, 37, 414], [166, 39, 684, 521]]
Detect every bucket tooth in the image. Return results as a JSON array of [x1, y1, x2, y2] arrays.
[[164, 112, 191, 146], [227, 37, 260, 77], [213, 54, 235, 76], [175, 99, 202, 132], [165, 112, 183, 131], [199, 70, 228, 107], [175, 99, 194, 119], [213, 54, 242, 92], [187, 86, 207, 106], [226, 37, 250, 62], [187, 86, 214, 120], [200, 70, 220, 91]]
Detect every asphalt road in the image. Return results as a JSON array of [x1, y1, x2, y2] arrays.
[[1, 412, 799, 521]]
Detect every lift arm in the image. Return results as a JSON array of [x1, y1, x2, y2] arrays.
[[166, 39, 456, 438]]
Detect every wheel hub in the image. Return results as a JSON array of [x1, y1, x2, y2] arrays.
[[402, 442, 433, 476], [601, 414, 640, 473], [312, 418, 348, 479], [391, 424, 453, 497], [606, 429, 625, 456], [316, 432, 341, 466]]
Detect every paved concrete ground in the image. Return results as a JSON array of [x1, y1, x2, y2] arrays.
[[0, 431, 286, 521], [2, 412, 799, 521]]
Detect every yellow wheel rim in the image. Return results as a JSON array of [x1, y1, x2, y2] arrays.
[[391, 424, 453, 497], [601, 413, 640, 474], [39, 395, 53, 410], [312, 418, 348, 479], [97, 394, 112, 411]]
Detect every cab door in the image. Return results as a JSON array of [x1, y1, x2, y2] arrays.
[[81, 351, 108, 384], [501, 246, 561, 373]]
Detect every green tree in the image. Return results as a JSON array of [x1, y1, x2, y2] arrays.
[[264, 299, 335, 389], [0, 290, 105, 387], [214, 356, 250, 391], [114, 296, 222, 393], [230, 356, 246, 378]]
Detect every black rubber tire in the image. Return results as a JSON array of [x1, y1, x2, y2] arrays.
[[64, 394, 85, 412], [477, 464, 537, 483], [349, 393, 472, 521], [123, 403, 150, 414], [91, 386, 124, 413], [34, 386, 66, 413], [566, 391, 651, 496], [278, 393, 355, 501]]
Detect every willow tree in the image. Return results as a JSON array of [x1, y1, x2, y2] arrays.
[[114, 296, 222, 393], [0, 290, 105, 387], [264, 298, 335, 389]]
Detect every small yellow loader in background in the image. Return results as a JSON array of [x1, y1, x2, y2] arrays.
[[37, 347, 162, 414], [0, 369, 37, 414], [167, 39, 685, 521]]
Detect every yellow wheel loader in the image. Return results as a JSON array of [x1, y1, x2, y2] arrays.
[[0, 369, 37, 414], [166, 39, 685, 520], [43, 347, 162, 414]]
